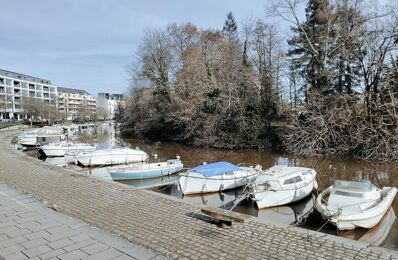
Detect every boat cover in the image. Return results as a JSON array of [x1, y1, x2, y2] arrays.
[[190, 161, 240, 177]]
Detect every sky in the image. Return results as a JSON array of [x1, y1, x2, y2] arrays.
[[0, 0, 268, 96]]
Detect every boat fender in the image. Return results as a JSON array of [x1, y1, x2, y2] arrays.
[[313, 180, 319, 191]]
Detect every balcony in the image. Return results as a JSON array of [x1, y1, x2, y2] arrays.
[[13, 81, 21, 88]]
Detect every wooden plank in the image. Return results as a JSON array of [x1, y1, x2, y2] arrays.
[[201, 206, 252, 223]]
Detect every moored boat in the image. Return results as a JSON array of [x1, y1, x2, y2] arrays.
[[40, 141, 97, 157], [315, 180, 397, 230], [75, 147, 148, 167], [108, 159, 183, 180], [179, 161, 262, 195], [247, 165, 317, 209]]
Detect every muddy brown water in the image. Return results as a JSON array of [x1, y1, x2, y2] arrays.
[[25, 125, 398, 250]]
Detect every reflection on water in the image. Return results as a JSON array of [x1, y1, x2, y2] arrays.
[[24, 125, 398, 250]]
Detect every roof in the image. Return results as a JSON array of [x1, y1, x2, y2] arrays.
[[189, 161, 240, 177], [58, 87, 91, 95], [0, 69, 52, 84]]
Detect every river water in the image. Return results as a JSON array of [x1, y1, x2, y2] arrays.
[[31, 125, 398, 250]]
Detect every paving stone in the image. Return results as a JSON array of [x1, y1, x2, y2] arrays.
[[47, 238, 75, 250], [2, 252, 27, 260], [111, 255, 136, 260], [0, 244, 25, 256], [68, 234, 91, 243], [62, 239, 97, 252], [80, 242, 109, 255], [21, 238, 48, 249], [0, 236, 28, 248], [58, 249, 89, 260], [22, 244, 53, 258], [6, 228, 31, 238], [24, 230, 51, 240], [38, 248, 66, 260], [85, 248, 122, 260]]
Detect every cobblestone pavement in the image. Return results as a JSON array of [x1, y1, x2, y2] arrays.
[[0, 129, 398, 259], [0, 183, 164, 259]]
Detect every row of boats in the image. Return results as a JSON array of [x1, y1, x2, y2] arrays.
[[15, 127, 397, 232]]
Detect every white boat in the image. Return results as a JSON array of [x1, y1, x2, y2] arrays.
[[315, 180, 397, 230], [179, 161, 262, 195], [247, 165, 317, 209], [109, 159, 183, 180], [17, 127, 65, 147], [75, 148, 148, 167], [19, 134, 66, 147], [41, 141, 97, 157]]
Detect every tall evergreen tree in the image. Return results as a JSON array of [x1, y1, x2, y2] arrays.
[[288, 0, 332, 101], [223, 12, 238, 44]]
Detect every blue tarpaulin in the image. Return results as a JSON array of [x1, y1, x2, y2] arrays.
[[190, 161, 240, 177]]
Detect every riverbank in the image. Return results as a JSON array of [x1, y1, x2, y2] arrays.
[[1, 129, 398, 259]]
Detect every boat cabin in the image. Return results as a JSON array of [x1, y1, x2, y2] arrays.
[[328, 180, 381, 213]]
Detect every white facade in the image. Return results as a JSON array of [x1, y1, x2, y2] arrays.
[[57, 87, 96, 121], [96, 93, 125, 120], [0, 69, 58, 121]]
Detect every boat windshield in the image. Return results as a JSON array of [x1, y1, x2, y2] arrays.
[[334, 190, 364, 198], [333, 180, 375, 193]]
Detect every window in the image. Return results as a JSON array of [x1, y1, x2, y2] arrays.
[[29, 84, 35, 90], [0, 78, 4, 85], [43, 93, 49, 98], [21, 82, 27, 88], [50, 87, 55, 92], [36, 92, 42, 98], [6, 87, 12, 94], [283, 175, 302, 185], [5, 79, 12, 86], [22, 90, 28, 97], [43, 86, 49, 92], [36, 84, 42, 91], [13, 81, 20, 87]]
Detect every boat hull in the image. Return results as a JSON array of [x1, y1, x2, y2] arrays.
[[315, 186, 397, 230], [42, 146, 96, 157], [110, 165, 183, 180], [76, 150, 148, 167], [253, 180, 316, 209], [179, 169, 258, 195]]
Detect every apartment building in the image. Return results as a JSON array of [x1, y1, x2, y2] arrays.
[[96, 93, 125, 120], [0, 69, 58, 121], [58, 87, 96, 121]]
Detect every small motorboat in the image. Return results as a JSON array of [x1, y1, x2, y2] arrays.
[[179, 161, 262, 195], [315, 180, 397, 230], [246, 165, 317, 209], [40, 141, 97, 157], [75, 147, 148, 167], [17, 127, 65, 147], [108, 158, 184, 180]]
